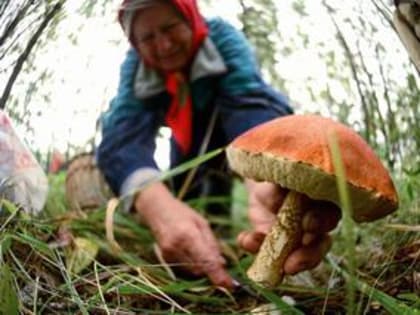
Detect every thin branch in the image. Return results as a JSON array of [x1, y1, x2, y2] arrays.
[[0, 1, 32, 47], [370, 0, 396, 31], [0, 0, 9, 20], [356, 41, 394, 167], [322, 0, 372, 142], [0, 15, 43, 61], [375, 45, 401, 168], [0, 1, 64, 109]]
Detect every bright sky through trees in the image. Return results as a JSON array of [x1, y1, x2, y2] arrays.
[[7, 0, 410, 170]]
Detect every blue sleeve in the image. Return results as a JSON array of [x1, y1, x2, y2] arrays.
[[218, 91, 292, 142], [208, 19, 293, 141], [97, 48, 162, 195]]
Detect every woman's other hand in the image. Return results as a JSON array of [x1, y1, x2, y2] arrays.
[[238, 180, 341, 275]]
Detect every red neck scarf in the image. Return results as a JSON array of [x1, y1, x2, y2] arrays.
[[119, 0, 208, 155]]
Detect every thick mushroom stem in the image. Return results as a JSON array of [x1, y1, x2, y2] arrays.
[[247, 190, 304, 288]]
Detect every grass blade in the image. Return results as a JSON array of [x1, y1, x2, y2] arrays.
[[93, 261, 110, 315], [327, 255, 420, 315], [54, 249, 90, 315], [0, 264, 19, 315], [121, 147, 224, 202], [328, 131, 357, 315]]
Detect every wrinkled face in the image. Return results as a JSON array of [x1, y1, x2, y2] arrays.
[[132, 2, 193, 73]]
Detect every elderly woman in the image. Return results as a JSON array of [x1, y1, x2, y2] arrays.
[[97, 0, 340, 289]]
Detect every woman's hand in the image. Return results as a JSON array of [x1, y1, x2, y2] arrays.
[[134, 182, 233, 289], [237, 180, 341, 275]]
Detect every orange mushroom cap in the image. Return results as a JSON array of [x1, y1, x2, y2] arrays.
[[226, 114, 398, 222]]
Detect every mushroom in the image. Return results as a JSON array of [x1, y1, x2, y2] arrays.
[[226, 114, 398, 287]]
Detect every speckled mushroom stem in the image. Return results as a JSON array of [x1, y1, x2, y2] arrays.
[[247, 190, 304, 288]]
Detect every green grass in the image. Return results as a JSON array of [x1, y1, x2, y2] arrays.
[[328, 132, 358, 315], [0, 148, 419, 314]]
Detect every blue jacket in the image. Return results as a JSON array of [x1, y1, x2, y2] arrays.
[[97, 18, 292, 197]]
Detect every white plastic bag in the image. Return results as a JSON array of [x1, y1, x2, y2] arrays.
[[0, 110, 49, 214]]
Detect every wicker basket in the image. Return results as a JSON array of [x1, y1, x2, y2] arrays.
[[65, 153, 113, 211]]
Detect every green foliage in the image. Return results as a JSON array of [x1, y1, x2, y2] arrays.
[[328, 257, 420, 315], [292, 0, 308, 16], [1, 159, 419, 314], [238, 0, 287, 90], [230, 179, 250, 235], [395, 74, 420, 173], [328, 133, 357, 314], [0, 264, 19, 315], [78, 0, 114, 18], [43, 171, 68, 218], [399, 170, 420, 205]]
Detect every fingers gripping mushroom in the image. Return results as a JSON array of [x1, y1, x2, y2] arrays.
[[226, 114, 398, 288]]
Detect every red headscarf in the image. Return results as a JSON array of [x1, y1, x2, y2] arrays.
[[119, 0, 208, 155]]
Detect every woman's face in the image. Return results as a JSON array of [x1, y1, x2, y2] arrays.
[[132, 2, 193, 73]]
